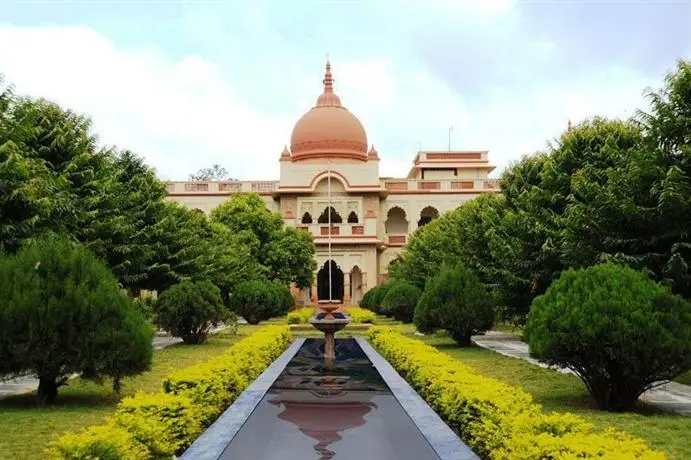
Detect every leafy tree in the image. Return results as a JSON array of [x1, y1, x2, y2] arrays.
[[211, 193, 315, 288], [265, 227, 317, 288], [154, 280, 227, 344], [189, 164, 234, 181], [229, 279, 285, 324], [529, 263, 691, 411], [380, 281, 421, 323], [0, 236, 153, 404], [559, 61, 691, 299], [414, 264, 495, 345]]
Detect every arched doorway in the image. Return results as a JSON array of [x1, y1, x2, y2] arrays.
[[317, 260, 344, 302], [350, 266, 363, 304]]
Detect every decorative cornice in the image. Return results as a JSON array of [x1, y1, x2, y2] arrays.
[[290, 139, 368, 157]]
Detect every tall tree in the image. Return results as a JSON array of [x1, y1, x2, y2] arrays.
[[189, 164, 234, 181], [211, 193, 316, 288]]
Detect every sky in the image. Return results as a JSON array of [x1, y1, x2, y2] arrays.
[[1, 0, 689, 180]]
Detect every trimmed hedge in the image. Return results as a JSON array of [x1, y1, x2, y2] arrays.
[[286, 307, 375, 324], [368, 327, 664, 460], [47, 326, 292, 459], [287, 307, 315, 324]]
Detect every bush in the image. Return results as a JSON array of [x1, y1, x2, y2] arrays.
[[114, 392, 202, 457], [287, 307, 315, 324], [154, 280, 227, 344], [347, 307, 376, 324], [368, 328, 664, 459], [273, 283, 295, 316], [360, 283, 392, 314], [46, 423, 149, 460], [529, 263, 691, 411], [414, 264, 495, 345], [0, 235, 153, 405], [381, 282, 421, 323], [49, 326, 292, 459], [229, 279, 284, 324]]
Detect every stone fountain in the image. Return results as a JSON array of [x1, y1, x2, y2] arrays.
[[309, 303, 351, 363]]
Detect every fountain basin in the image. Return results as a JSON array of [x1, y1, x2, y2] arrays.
[[309, 305, 351, 361]]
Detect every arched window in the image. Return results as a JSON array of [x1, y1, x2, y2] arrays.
[[301, 212, 313, 224], [418, 206, 439, 228], [347, 211, 359, 223], [317, 206, 343, 224], [385, 207, 408, 234]]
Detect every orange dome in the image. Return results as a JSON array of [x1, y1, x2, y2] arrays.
[[289, 61, 368, 161]]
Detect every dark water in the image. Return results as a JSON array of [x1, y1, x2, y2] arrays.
[[220, 338, 440, 460]]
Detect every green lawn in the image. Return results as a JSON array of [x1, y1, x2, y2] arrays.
[[674, 370, 691, 386], [0, 327, 258, 459], [411, 333, 691, 460]]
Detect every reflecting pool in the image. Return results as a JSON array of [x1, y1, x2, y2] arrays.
[[220, 338, 440, 460]]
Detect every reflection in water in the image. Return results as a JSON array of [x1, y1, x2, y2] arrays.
[[269, 390, 377, 459], [220, 339, 440, 460]]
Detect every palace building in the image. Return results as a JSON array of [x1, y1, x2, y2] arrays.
[[165, 61, 499, 305]]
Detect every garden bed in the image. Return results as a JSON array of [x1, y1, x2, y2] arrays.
[[46, 326, 291, 459], [369, 327, 666, 459]]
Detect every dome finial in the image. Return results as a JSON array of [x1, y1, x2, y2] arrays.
[[323, 58, 334, 94]]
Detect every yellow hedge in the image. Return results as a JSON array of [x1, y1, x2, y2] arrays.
[[47, 326, 292, 459], [367, 328, 664, 460], [287, 306, 375, 324]]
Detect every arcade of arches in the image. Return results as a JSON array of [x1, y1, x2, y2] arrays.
[[313, 260, 364, 304]]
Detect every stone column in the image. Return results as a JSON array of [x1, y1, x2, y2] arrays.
[[311, 279, 318, 305], [343, 272, 351, 305], [362, 272, 368, 293]]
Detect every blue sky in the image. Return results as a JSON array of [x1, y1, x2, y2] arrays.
[[1, 0, 689, 180]]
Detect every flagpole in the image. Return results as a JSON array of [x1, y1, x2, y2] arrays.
[[328, 160, 332, 303]]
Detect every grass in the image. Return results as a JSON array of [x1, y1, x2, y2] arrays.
[[409, 332, 691, 460], [674, 370, 691, 386], [0, 327, 259, 460]]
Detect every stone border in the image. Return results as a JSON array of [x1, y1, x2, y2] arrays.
[[181, 337, 478, 460], [180, 338, 305, 459], [356, 337, 479, 460]]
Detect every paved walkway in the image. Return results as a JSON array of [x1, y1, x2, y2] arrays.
[[0, 328, 226, 400], [472, 331, 691, 416]]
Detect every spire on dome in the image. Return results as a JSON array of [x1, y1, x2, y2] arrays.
[[567, 119, 573, 132], [316, 59, 342, 107], [323, 60, 334, 94]]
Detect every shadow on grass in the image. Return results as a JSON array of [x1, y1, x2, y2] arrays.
[[0, 389, 118, 410]]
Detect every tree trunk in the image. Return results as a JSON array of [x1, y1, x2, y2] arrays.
[[450, 331, 472, 346], [37, 377, 59, 405]]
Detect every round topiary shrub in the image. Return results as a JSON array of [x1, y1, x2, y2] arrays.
[[359, 286, 376, 310], [0, 236, 153, 404], [273, 283, 295, 316], [154, 280, 227, 345], [229, 279, 281, 324], [361, 283, 392, 314], [381, 282, 421, 323], [528, 263, 691, 411], [414, 264, 495, 345]]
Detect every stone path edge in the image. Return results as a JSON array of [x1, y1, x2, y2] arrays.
[[179, 338, 305, 460], [356, 337, 479, 460]]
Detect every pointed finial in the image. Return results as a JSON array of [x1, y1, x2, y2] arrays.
[[567, 119, 572, 132], [323, 59, 334, 94]]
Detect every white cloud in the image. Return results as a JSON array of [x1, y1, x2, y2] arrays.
[[0, 23, 658, 183], [0, 24, 293, 180]]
